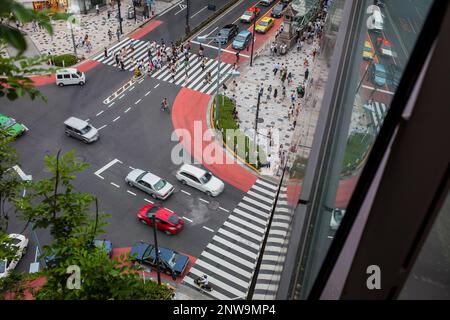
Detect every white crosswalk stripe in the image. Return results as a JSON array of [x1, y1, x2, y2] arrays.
[[363, 101, 389, 133], [183, 178, 286, 300], [93, 37, 233, 94]]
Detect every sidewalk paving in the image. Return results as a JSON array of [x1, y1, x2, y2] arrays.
[[16, 0, 178, 59]]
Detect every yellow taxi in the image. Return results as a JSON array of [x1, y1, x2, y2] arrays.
[[363, 40, 375, 60], [255, 17, 275, 33]]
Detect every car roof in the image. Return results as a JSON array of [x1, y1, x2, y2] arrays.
[[178, 164, 207, 179], [246, 7, 258, 11], [56, 68, 78, 74], [140, 171, 161, 185], [237, 30, 251, 36], [374, 64, 386, 71], [64, 117, 89, 130], [155, 207, 177, 222]]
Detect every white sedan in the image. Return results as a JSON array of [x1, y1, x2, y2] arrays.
[[0, 234, 29, 278], [175, 164, 224, 197]]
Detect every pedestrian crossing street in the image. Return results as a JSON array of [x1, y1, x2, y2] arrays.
[[183, 178, 287, 300], [93, 37, 234, 94], [363, 101, 388, 133]]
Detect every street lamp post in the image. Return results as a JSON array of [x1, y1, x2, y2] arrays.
[[117, 0, 123, 34], [152, 213, 162, 285], [197, 35, 241, 125], [185, 0, 190, 35], [250, 6, 257, 67], [69, 21, 77, 56]]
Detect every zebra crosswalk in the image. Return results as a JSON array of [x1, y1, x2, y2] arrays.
[[93, 37, 234, 94], [183, 178, 282, 300], [363, 101, 388, 133]]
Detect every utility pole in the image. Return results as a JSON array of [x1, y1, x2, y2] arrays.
[[185, 0, 190, 35], [254, 90, 262, 162], [152, 213, 162, 285], [69, 20, 77, 56], [117, 0, 123, 34], [250, 6, 257, 67]]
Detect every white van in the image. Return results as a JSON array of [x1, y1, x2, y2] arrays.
[[56, 68, 86, 87], [367, 5, 384, 32], [175, 164, 224, 197], [64, 117, 99, 143]]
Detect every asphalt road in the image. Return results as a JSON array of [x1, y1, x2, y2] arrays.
[[1, 0, 265, 274]]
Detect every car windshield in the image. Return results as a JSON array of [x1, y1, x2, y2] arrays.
[[153, 179, 166, 191], [9, 238, 21, 246], [168, 215, 180, 225], [146, 206, 159, 217], [235, 35, 247, 42], [0, 260, 6, 273], [77, 71, 82, 77], [0, 118, 15, 128], [200, 172, 212, 184], [79, 125, 92, 134], [375, 68, 386, 78], [259, 21, 269, 26], [167, 253, 177, 268], [219, 29, 229, 36], [244, 11, 252, 16]]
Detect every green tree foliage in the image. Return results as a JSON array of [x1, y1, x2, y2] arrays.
[[0, 0, 68, 101], [13, 151, 172, 300], [0, 130, 21, 261]]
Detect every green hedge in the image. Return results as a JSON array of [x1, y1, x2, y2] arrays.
[[52, 54, 78, 67], [215, 95, 267, 170]]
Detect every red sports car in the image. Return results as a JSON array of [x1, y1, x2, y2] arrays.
[[137, 204, 184, 235]]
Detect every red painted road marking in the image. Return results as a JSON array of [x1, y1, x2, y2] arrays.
[[129, 20, 163, 40], [220, 15, 285, 65], [171, 88, 257, 193], [30, 59, 100, 87]]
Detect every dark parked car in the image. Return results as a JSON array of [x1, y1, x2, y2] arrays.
[[216, 24, 239, 45], [130, 241, 190, 277], [271, 3, 286, 18]]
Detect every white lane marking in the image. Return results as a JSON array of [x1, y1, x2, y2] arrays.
[[165, 208, 174, 213], [219, 207, 230, 213], [113, 116, 121, 122], [180, 190, 191, 196], [144, 199, 154, 204], [129, 86, 135, 91], [182, 216, 193, 223], [134, 99, 141, 105], [190, 6, 207, 19], [203, 226, 214, 233], [128, 166, 135, 170], [108, 102, 115, 108], [85, 118, 90, 122], [118, 94, 125, 99], [205, 26, 218, 38], [159, 0, 183, 16], [94, 159, 123, 179], [138, 78, 145, 84], [174, 4, 187, 15], [124, 107, 131, 113], [190, 40, 251, 57], [362, 85, 395, 95], [328, 236, 334, 239], [127, 190, 137, 196], [199, 198, 209, 204], [154, 83, 160, 89], [145, 91, 151, 96], [110, 182, 120, 188], [96, 110, 104, 116], [98, 124, 107, 131]]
